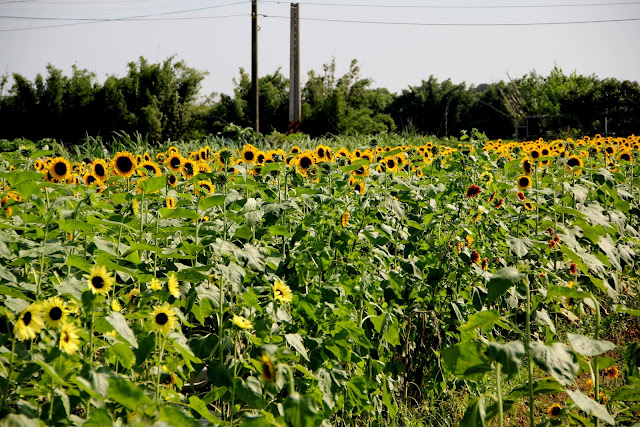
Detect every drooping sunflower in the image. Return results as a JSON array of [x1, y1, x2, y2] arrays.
[[241, 144, 259, 164], [149, 302, 178, 336], [86, 265, 115, 295], [231, 315, 252, 329], [167, 153, 183, 173], [166, 197, 176, 209], [143, 152, 152, 162], [273, 279, 293, 303], [546, 404, 562, 418], [139, 160, 162, 177], [168, 146, 180, 155], [42, 296, 67, 329], [466, 184, 481, 198], [168, 273, 180, 298], [523, 201, 534, 211], [517, 175, 532, 190], [565, 155, 583, 174], [112, 151, 137, 178], [341, 211, 349, 227], [260, 354, 276, 381], [14, 303, 45, 341], [91, 159, 109, 181], [59, 322, 81, 354], [49, 157, 71, 181]]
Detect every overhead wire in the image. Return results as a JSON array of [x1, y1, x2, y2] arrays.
[[261, 0, 640, 8]]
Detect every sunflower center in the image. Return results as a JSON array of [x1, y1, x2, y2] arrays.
[[168, 175, 177, 185], [184, 163, 194, 175], [62, 332, 70, 343], [156, 312, 169, 325], [257, 154, 265, 163], [170, 157, 181, 168], [23, 311, 32, 326], [86, 175, 97, 185], [145, 165, 156, 174], [317, 148, 325, 157], [519, 177, 529, 187], [299, 157, 312, 169], [49, 307, 63, 321], [551, 406, 561, 416], [95, 164, 105, 176], [116, 156, 133, 173], [54, 162, 68, 176], [92, 276, 105, 289], [567, 157, 580, 167], [275, 289, 283, 297], [387, 159, 395, 168], [244, 151, 255, 161]]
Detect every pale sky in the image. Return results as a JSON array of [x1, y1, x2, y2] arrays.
[[1, 0, 639, 100]]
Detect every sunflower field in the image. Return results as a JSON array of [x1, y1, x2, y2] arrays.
[[0, 131, 639, 426]]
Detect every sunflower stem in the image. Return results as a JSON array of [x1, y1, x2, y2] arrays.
[[88, 299, 95, 369], [593, 294, 601, 427], [1, 334, 16, 410], [526, 279, 534, 427], [154, 333, 167, 402], [496, 362, 504, 427]]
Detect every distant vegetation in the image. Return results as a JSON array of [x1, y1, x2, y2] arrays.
[[1, 56, 639, 144]]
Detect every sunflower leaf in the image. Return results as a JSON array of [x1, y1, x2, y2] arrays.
[[105, 312, 138, 349]]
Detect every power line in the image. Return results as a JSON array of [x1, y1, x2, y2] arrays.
[[261, 13, 640, 25], [263, 0, 640, 8]]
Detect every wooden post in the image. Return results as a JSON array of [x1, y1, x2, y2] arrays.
[[288, 3, 301, 134], [251, 0, 259, 134]]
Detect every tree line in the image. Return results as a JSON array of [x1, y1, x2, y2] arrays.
[[1, 56, 639, 144]]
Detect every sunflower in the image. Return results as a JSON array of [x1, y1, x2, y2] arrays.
[[149, 302, 178, 336], [181, 160, 196, 179], [546, 404, 562, 418], [569, 263, 578, 275], [618, 150, 633, 163], [83, 173, 100, 187], [384, 157, 398, 171], [110, 152, 136, 178], [168, 273, 180, 298], [522, 159, 533, 175], [297, 152, 315, 171], [166, 197, 176, 209], [92, 159, 109, 181], [470, 250, 481, 264], [604, 145, 616, 156], [34, 159, 46, 172], [565, 155, 583, 173], [139, 160, 162, 177], [523, 201, 534, 211], [530, 149, 541, 161], [341, 211, 349, 227], [49, 157, 71, 181], [260, 354, 276, 381], [479, 171, 493, 185], [231, 315, 252, 329], [353, 180, 366, 195], [466, 184, 481, 198], [494, 198, 504, 209], [517, 175, 532, 190], [315, 145, 328, 161], [86, 265, 115, 295], [42, 296, 67, 329], [58, 322, 81, 355], [273, 279, 293, 303], [516, 192, 526, 201], [605, 366, 619, 379], [149, 277, 163, 291], [167, 174, 178, 187], [14, 303, 45, 341], [167, 153, 183, 172], [241, 144, 258, 163], [196, 180, 213, 196], [290, 145, 301, 155], [168, 146, 179, 155]]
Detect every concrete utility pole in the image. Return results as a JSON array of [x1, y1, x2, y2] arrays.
[[288, 3, 301, 134], [251, 0, 259, 133]]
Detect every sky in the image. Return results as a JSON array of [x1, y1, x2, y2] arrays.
[[1, 0, 639, 100]]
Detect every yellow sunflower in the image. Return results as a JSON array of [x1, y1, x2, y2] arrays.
[[14, 303, 45, 341], [138, 160, 162, 177], [297, 152, 315, 171], [167, 153, 183, 173], [523, 201, 534, 211], [273, 279, 293, 303], [353, 180, 366, 195], [166, 197, 176, 209], [149, 302, 178, 336], [546, 404, 562, 418], [565, 155, 583, 174], [196, 180, 213, 196], [240, 144, 259, 164], [42, 296, 67, 329], [517, 175, 532, 190], [83, 173, 101, 187], [49, 157, 71, 181], [167, 174, 178, 187], [92, 159, 109, 181], [149, 277, 163, 291], [618, 150, 633, 163], [231, 315, 252, 329], [260, 354, 276, 381], [168, 273, 180, 298], [86, 265, 115, 295], [59, 322, 81, 355], [112, 151, 137, 178], [181, 160, 196, 179], [341, 211, 349, 227]]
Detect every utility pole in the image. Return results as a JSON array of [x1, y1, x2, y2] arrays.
[[288, 3, 301, 134], [251, 0, 259, 134]]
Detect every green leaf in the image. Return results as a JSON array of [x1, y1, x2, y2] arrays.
[[486, 341, 525, 378], [188, 396, 220, 424], [506, 236, 533, 257], [566, 389, 615, 425], [547, 285, 592, 300], [284, 391, 320, 427], [611, 385, 640, 402], [0, 265, 17, 283], [199, 194, 226, 211], [614, 304, 640, 317], [441, 341, 492, 382], [458, 310, 504, 333], [105, 312, 138, 349], [1, 414, 40, 427], [510, 378, 564, 398], [58, 219, 95, 233], [160, 207, 199, 220], [84, 408, 113, 427], [567, 333, 615, 357], [285, 333, 309, 361], [108, 343, 135, 369], [107, 376, 153, 411], [529, 341, 578, 386], [66, 255, 94, 273], [138, 176, 165, 193], [268, 225, 290, 237], [486, 268, 523, 304], [159, 406, 199, 427], [346, 375, 372, 410], [460, 396, 486, 427], [33, 358, 66, 385]]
